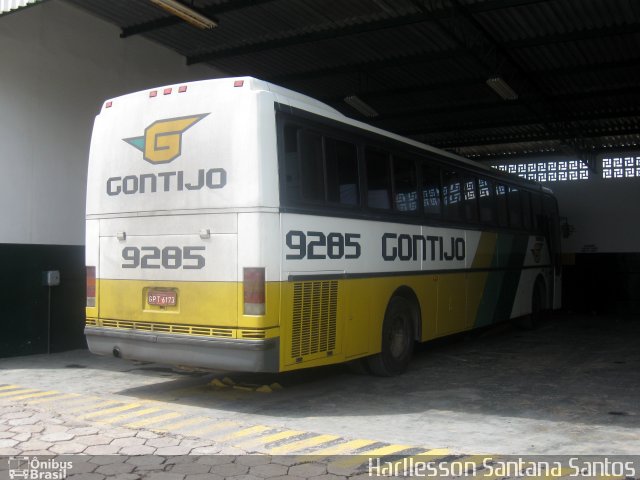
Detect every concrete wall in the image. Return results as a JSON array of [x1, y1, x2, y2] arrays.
[[0, 0, 222, 356], [489, 154, 640, 314], [0, 0, 220, 246], [488, 155, 640, 254], [550, 164, 639, 254]]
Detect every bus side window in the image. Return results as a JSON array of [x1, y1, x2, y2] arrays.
[[421, 162, 441, 217], [392, 156, 418, 213], [508, 186, 522, 229], [366, 147, 392, 210], [543, 195, 562, 273], [283, 125, 301, 203], [495, 183, 508, 227], [531, 192, 543, 231], [299, 130, 324, 203], [478, 177, 496, 225], [325, 137, 359, 206], [521, 190, 532, 230], [442, 169, 463, 222], [463, 176, 479, 222]]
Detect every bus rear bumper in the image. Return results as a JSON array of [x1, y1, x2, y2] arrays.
[[85, 326, 280, 373]]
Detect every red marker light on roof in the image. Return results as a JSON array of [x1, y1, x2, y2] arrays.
[[234, 80, 244, 87], [164, 88, 172, 95], [105, 101, 112, 108], [179, 85, 187, 93], [149, 90, 157, 97]]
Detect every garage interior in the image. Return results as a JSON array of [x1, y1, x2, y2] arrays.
[[1, 0, 639, 354], [0, 0, 639, 462]]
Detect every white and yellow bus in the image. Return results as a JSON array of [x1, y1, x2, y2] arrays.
[[85, 77, 561, 375]]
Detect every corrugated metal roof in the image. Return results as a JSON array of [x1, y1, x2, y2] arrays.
[[62, 0, 640, 160]]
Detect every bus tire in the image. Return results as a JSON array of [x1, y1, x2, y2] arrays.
[[367, 296, 415, 376], [517, 277, 545, 330]]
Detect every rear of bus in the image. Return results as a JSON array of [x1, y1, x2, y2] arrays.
[[85, 78, 283, 372]]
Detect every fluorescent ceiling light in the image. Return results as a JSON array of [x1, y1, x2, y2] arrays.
[[344, 95, 379, 118], [149, 0, 217, 29], [486, 76, 518, 101]]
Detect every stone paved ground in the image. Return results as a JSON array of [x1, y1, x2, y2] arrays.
[[0, 403, 378, 479]]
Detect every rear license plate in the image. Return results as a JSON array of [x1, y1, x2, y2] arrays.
[[148, 290, 177, 306]]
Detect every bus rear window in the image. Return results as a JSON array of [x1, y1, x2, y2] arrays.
[[300, 130, 324, 203]]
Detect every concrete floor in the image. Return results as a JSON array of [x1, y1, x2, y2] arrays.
[[1, 312, 639, 455]]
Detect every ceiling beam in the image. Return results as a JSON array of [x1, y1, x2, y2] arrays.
[[186, 10, 453, 65], [186, 0, 554, 66], [267, 48, 477, 83], [120, 0, 277, 38], [263, 20, 640, 87], [320, 58, 640, 103], [431, 124, 640, 149], [369, 85, 640, 122], [397, 108, 640, 136], [501, 22, 640, 49]]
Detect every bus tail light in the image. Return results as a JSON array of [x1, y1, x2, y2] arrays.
[[243, 267, 265, 315], [86, 266, 96, 307]]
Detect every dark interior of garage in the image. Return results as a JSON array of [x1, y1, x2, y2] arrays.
[[1, 0, 639, 358]]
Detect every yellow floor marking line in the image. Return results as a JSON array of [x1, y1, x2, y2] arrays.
[[125, 412, 182, 429], [387, 447, 453, 469], [0, 388, 38, 398], [155, 416, 209, 432], [9, 391, 60, 401], [96, 407, 162, 423], [268, 434, 340, 454], [330, 444, 414, 469], [522, 467, 574, 480], [215, 425, 271, 442], [183, 420, 239, 437], [67, 399, 122, 414], [97, 407, 162, 425], [234, 429, 306, 448], [27, 393, 81, 405], [0, 385, 21, 391], [81, 402, 143, 419], [310, 438, 378, 456]]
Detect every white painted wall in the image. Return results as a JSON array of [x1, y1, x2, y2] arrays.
[[0, 0, 222, 245], [550, 167, 640, 254], [490, 156, 640, 254]]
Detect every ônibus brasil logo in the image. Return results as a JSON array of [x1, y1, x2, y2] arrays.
[[123, 113, 209, 165]]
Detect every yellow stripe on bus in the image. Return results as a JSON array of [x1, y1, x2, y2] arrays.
[[81, 403, 143, 419], [268, 434, 339, 454], [124, 412, 182, 429]]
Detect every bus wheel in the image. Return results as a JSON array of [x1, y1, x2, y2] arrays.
[[517, 278, 545, 330], [367, 296, 414, 376]]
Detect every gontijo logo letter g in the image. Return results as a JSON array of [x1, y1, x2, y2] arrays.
[[123, 113, 209, 164]]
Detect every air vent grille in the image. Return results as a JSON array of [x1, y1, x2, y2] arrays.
[[291, 281, 338, 360]]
